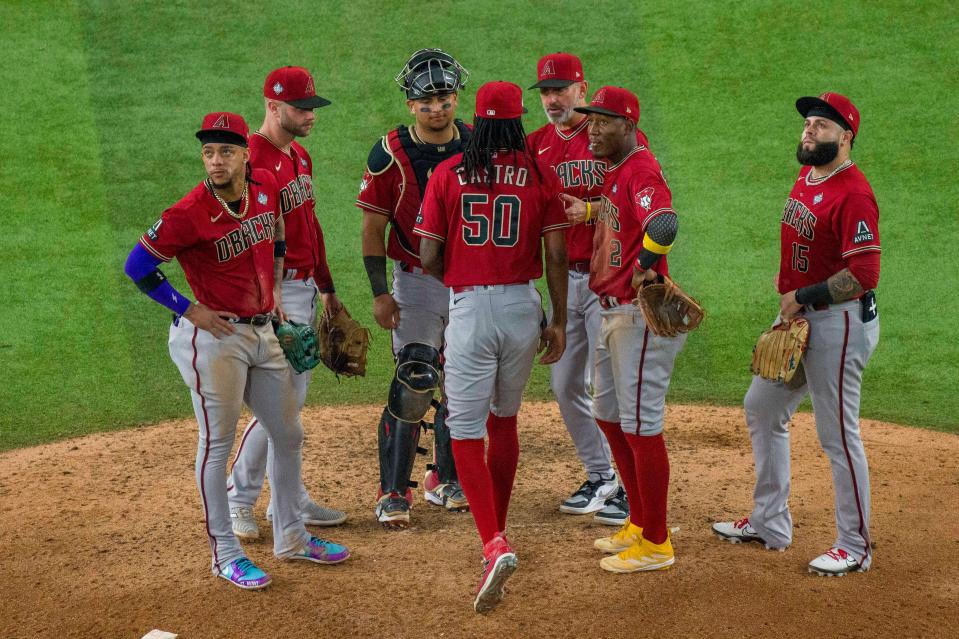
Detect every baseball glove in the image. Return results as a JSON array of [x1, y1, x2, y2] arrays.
[[317, 307, 371, 377], [750, 318, 810, 385], [275, 320, 321, 374], [634, 276, 705, 338]]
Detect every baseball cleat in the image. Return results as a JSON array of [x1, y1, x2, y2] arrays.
[[424, 470, 470, 512], [474, 534, 518, 614], [560, 473, 619, 515], [808, 548, 870, 577], [217, 557, 272, 590], [230, 506, 260, 540], [267, 501, 348, 527], [712, 517, 769, 546], [594, 520, 644, 554], [288, 536, 351, 564], [600, 535, 674, 573], [593, 485, 629, 526], [376, 492, 412, 530]]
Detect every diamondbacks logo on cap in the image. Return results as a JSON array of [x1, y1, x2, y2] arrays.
[[273, 82, 284, 94], [213, 114, 229, 128], [594, 89, 606, 103], [258, 192, 268, 205], [305, 76, 315, 94], [848, 112, 855, 121], [625, 106, 632, 114], [542, 59, 556, 76], [575, 71, 581, 78]]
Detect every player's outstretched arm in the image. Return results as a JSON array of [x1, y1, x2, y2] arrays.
[[362, 211, 399, 329], [418, 237, 444, 283], [539, 230, 568, 365]]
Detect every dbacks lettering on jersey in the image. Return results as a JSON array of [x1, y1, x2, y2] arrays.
[[555, 159, 605, 191], [597, 195, 621, 232], [278, 174, 314, 216], [214, 211, 277, 262], [781, 197, 816, 241]]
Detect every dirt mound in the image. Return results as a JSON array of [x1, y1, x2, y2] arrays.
[[1, 403, 956, 638]]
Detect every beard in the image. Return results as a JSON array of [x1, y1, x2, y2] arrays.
[[796, 140, 839, 166], [545, 104, 575, 126]]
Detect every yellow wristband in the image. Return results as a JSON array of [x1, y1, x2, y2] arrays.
[[642, 233, 673, 255], [584, 200, 592, 222]]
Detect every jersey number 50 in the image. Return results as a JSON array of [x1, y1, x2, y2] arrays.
[[461, 194, 521, 247]]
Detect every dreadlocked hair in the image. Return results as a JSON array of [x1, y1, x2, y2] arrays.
[[457, 117, 541, 187]]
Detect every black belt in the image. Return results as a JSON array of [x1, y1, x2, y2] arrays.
[[229, 314, 273, 326]]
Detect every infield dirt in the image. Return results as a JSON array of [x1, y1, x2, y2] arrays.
[[1, 403, 956, 638]]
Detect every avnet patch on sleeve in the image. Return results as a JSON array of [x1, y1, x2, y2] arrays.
[[853, 219, 875, 244]]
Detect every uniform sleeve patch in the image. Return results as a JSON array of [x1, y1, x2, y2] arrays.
[[635, 187, 654, 211], [853, 220, 875, 244], [146, 219, 162, 241]]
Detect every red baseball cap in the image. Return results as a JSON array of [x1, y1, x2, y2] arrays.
[[796, 92, 860, 138], [195, 111, 249, 147], [529, 52, 584, 89], [264, 66, 331, 109], [475, 81, 528, 120], [574, 86, 640, 123]]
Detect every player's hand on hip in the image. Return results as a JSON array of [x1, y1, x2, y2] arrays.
[[631, 266, 658, 291], [559, 193, 587, 223], [538, 322, 566, 365], [184, 303, 237, 339], [321, 292, 343, 320], [779, 290, 803, 321], [373, 293, 400, 329]]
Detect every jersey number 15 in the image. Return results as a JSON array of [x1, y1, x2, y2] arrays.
[[461, 194, 521, 247]]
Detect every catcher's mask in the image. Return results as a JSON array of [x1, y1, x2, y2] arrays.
[[395, 48, 469, 100], [388, 342, 441, 423]]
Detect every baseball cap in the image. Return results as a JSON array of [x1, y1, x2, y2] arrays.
[[263, 66, 331, 109], [573, 86, 640, 123], [195, 111, 249, 147], [475, 81, 528, 120], [796, 92, 860, 138], [529, 52, 584, 89]]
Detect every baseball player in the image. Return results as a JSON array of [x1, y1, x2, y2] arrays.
[[713, 92, 881, 577], [415, 80, 569, 613], [356, 48, 472, 529], [562, 87, 686, 573], [123, 112, 349, 590], [527, 52, 650, 525], [227, 66, 347, 541]]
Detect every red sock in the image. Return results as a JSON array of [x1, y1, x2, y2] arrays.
[[625, 432, 669, 544], [596, 419, 643, 528], [486, 413, 519, 532], [451, 438, 499, 545]]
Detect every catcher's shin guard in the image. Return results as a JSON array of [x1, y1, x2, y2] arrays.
[[387, 342, 441, 423], [377, 407, 423, 499]]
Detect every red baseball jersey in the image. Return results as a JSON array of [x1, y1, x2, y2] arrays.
[[413, 152, 569, 288], [589, 144, 673, 301], [527, 119, 652, 263], [249, 133, 333, 290], [139, 168, 280, 316], [778, 162, 880, 293]]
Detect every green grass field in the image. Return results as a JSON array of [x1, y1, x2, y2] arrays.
[[1, 0, 956, 450]]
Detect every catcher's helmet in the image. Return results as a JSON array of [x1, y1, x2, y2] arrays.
[[395, 48, 469, 99]]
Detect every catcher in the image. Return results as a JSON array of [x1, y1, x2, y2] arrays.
[[562, 86, 699, 573]]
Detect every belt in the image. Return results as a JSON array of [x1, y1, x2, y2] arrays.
[[812, 302, 829, 311], [599, 295, 633, 309], [398, 261, 426, 275], [569, 261, 590, 274], [451, 281, 528, 294], [228, 313, 274, 326], [284, 268, 314, 281]]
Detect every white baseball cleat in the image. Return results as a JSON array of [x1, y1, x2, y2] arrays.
[[267, 501, 348, 527], [808, 547, 871, 576], [230, 506, 260, 540], [560, 473, 619, 515], [712, 517, 785, 551]]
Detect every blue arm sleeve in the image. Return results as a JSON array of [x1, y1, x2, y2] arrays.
[[124, 243, 192, 316]]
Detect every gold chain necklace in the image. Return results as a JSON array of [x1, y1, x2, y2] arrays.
[[206, 179, 249, 219]]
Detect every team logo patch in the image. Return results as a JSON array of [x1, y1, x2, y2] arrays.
[[612, 183, 617, 194], [273, 81, 284, 95], [212, 114, 229, 129], [300, 158, 307, 167], [813, 193, 823, 204], [146, 219, 162, 240], [415, 211, 424, 224], [258, 192, 268, 205], [594, 89, 606, 103], [486, 109, 496, 116], [853, 220, 874, 244], [542, 60, 555, 76], [635, 187, 654, 211], [359, 177, 369, 191], [305, 76, 315, 94]]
